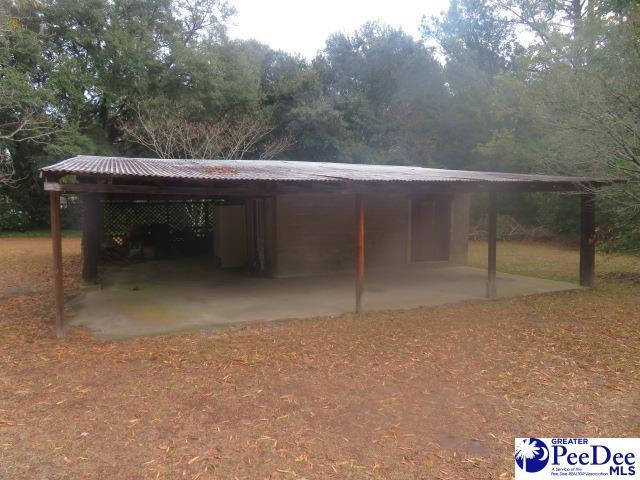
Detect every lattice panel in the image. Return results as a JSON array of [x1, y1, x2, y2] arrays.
[[103, 200, 216, 236]]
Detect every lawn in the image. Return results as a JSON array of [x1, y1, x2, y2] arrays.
[[0, 229, 81, 238], [0, 237, 638, 479], [469, 239, 640, 283]]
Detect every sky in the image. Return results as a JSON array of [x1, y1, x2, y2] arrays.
[[227, 0, 451, 58]]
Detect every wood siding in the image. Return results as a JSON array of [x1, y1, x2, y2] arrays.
[[273, 192, 470, 278], [449, 193, 470, 265]]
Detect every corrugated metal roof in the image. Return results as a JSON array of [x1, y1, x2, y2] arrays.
[[41, 155, 610, 186]]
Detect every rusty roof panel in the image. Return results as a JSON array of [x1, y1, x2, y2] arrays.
[[41, 155, 609, 186]]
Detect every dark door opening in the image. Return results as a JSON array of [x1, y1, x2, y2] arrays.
[[410, 197, 452, 262]]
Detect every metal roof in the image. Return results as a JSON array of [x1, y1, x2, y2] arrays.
[[41, 155, 610, 187]]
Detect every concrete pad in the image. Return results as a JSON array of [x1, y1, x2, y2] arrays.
[[68, 259, 580, 339]]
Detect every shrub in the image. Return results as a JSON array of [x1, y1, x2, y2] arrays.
[[0, 204, 31, 231]]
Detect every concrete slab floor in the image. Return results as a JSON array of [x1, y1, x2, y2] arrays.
[[67, 259, 581, 339]]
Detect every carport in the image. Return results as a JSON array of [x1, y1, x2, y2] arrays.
[[42, 156, 612, 337]]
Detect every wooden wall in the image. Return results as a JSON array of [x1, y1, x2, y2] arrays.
[[274, 194, 355, 276], [362, 193, 410, 269], [213, 205, 248, 268], [449, 193, 470, 265], [272, 191, 470, 278]]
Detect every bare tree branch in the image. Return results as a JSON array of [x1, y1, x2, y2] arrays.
[[0, 153, 19, 188], [120, 102, 292, 160]]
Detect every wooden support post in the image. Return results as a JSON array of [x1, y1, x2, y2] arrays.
[[81, 194, 102, 284], [355, 193, 365, 314], [50, 191, 64, 337], [486, 191, 497, 299], [579, 192, 596, 287]]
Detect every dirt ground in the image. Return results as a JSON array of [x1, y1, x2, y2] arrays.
[[0, 237, 639, 479]]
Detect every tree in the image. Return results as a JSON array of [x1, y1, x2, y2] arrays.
[[0, 70, 55, 187], [422, 0, 521, 78], [175, 0, 234, 44], [2, 0, 638, 249], [421, 1, 523, 171], [475, 1, 640, 245], [298, 23, 448, 165], [120, 101, 292, 159], [1, 4, 49, 184]]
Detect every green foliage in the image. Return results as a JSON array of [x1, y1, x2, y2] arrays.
[[0, 0, 254, 207], [1, 0, 639, 250], [422, 0, 522, 77], [0, 204, 30, 231], [0, 229, 81, 237], [298, 23, 449, 165], [426, 0, 640, 249]]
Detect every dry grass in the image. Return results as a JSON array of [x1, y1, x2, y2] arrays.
[[0, 238, 639, 479], [469, 239, 640, 283]]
